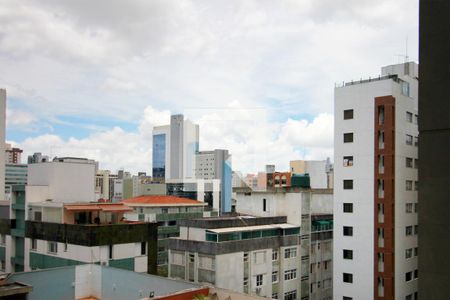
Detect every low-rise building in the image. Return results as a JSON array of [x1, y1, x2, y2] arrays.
[[168, 216, 302, 299]]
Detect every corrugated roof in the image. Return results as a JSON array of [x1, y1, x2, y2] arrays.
[[121, 195, 206, 206]]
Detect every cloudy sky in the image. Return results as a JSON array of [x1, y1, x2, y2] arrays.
[[1, 0, 418, 174]]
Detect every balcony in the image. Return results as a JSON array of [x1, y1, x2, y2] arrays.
[[25, 221, 157, 247]]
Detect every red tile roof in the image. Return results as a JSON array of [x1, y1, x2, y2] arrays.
[[121, 195, 205, 205]]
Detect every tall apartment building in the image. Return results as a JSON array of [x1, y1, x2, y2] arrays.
[[4, 144, 23, 164], [152, 115, 199, 181], [333, 62, 419, 299], [27, 152, 49, 164], [168, 216, 302, 299], [195, 149, 232, 213]]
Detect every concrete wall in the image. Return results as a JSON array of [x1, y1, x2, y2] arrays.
[[27, 162, 95, 203]]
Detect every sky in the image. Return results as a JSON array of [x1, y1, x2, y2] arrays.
[[0, 0, 419, 174]]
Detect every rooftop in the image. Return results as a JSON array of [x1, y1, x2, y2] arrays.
[[64, 203, 133, 213], [122, 195, 206, 206]]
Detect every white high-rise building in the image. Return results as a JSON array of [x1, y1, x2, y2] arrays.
[[333, 62, 419, 300], [152, 115, 199, 181]]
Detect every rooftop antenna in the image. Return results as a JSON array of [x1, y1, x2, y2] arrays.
[[405, 36, 409, 63]]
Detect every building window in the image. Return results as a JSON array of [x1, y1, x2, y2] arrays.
[[414, 269, 418, 279], [414, 136, 419, 147], [414, 159, 419, 169], [343, 226, 353, 236], [243, 277, 248, 286], [406, 111, 413, 123], [414, 181, 419, 191], [284, 290, 297, 300], [343, 249, 353, 260], [406, 157, 413, 168], [405, 271, 412, 282], [272, 271, 279, 283], [272, 249, 278, 261], [109, 244, 113, 259], [414, 225, 418, 235], [414, 247, 418, 256], [343, 273, 353, 283], [343, 297, 353, 300], [405, 248, 413, 259], [272, 292, 278, 299], [405, 226, 413, 236], [344, 133, 354, 143], [263, 198, 267, 212], [161, 208, 168, 214], [406, 180, 413, 191], [414, 114, 418, 124], [284, 247, 297, 259], [256, 274, 263, 286], [344, 109, 354, 120], [243, 252, 249, 262], [141, 242, 147, 255], [406, 203, 413, 213], [343, 203, 353, 213], [343, 180, 353, 190], [343, 156, 353, 167], [31, 239, 37, 250], [48, 241, 58, 254], [284, 269, 297, 281], [406, 134, 413, 145]]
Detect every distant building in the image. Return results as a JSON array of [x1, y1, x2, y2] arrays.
[[0, 90, 6, 202], [166, 178, 220, 211], [4, 143, 23, 164], [289, 159, 333, 189], [122, 195, 216, 276], [5, 163, 27, 200], [195, 149, 232, 213], [27, 152, 49, 164], [168, 216, 302, 299], [152, 115, 199, 181]]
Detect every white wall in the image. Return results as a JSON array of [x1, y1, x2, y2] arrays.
[[28, 162, 96, 203]]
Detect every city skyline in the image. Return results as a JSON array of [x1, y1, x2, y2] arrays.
[[1, 1, 418, 174]]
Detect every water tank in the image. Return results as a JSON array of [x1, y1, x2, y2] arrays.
[[291, 173, 311, 188]]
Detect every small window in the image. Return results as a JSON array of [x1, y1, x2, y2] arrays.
[[344, 133, 354, 143], [263, 198, 267, 212], [243, 252, 249, 262], [344, 109, 354, 120], [405, 226, 413, 236], [414, 136, 419, 147], [343, 203, 353, 213], [406, 112, 413, 123], [406, 157, 413, 168], [406, 134, 413, 145], [343, 156, 353, 167], [405, 271, 412, 282], [406, 180, 413, 191], [343, 249, 353, 260], [343, 226, 353, 236], [405, 248, 413, 259], [31, 239, 37, 250], [343, 273, 353, 283], [343, 297, 353, 300], [343, 180, 353, 190], [243, 277, 248, 286], [48, 241, 58, 254], [284, 290, 297, 300], [284, 247, 297, 259], [284, 269, 297, 281], [108, 244, 113, 259], [256, 274, 263, 286], [162, 208, 168, 214], [406, 203, 413, 213], [272, 249, 278, 261], [141, 242, 147, 255], [414, 269, 418, 279], [272, 271, 278, 283]]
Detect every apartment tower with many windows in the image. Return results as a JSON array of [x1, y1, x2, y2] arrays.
[[333, 62, 419, 300]]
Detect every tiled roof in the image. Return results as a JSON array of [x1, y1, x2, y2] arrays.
[[64, 203, 133, 212], [121, 195, 205, 205]]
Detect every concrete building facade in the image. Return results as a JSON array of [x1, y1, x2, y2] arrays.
[[5, 143, 23, 164], [333, 62, 419, 300], [168, 216, 302, 299]]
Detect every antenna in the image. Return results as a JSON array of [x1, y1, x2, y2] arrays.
[[405, 36, 409, 62]]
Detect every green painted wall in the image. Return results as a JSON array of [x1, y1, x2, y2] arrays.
[[109, 257, 134, 271], [30, 252, 83, 270]]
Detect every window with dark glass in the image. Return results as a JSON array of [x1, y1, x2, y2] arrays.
[[344, 109, 354, 120], [344, 133, 354, 143], [343, 203, 353, 213], [343, 180, 353, 190], [343, 226, 353, 236], [343, 249, 353, 259], [343, 273, 353, 283]]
